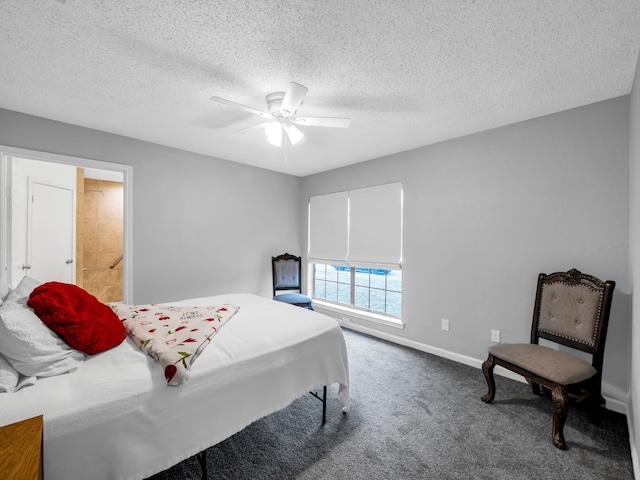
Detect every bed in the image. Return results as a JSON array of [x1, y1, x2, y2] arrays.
[[0, 289, 350, 480]]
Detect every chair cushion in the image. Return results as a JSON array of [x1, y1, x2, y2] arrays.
[[273, 293, 312, 306], [488, 343, 596, 385]]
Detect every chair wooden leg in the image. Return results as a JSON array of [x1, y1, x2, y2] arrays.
[[481, 355, 497, 403], [531, 381, 542, 396], [589, 379, 605, 425], [551, 385, 569, 449]]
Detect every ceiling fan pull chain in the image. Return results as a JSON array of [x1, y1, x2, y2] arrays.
[[283, 131, 288, 165]]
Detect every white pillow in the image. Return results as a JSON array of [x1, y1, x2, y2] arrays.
[[4, 276, 42, 306], [0, 352, 19, 392], [0, 276, 85, 377], [0, 352, 35, 393], [0, 278, 12, 305]]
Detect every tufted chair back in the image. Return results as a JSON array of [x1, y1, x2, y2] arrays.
[[272, 253, 303, 295], [532, 269, 614, 370]]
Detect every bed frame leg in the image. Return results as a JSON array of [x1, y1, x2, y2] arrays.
[[322, 385, 327, 424], [196, 451, 207, 480], [309, 386, 327, 424]]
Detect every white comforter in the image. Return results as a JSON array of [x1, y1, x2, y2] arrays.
[[0, 294, 350, 480]]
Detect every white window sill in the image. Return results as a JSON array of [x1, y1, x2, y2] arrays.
[[312, 300, 405, 330]]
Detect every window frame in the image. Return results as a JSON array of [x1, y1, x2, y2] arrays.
[[311, 263, 403, 328]]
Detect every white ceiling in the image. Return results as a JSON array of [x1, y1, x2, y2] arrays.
[[1, 0, 639, 177]]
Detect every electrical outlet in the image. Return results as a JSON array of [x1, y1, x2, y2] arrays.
[[441, 318, 450, 332], [491, 329, 501, 343]]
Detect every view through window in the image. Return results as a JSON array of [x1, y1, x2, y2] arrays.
[[313, 264, 402, 317]]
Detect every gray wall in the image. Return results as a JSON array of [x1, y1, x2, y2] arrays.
[[0, 108, 303, 303], [0, 96, 633, 415], [302, 96, 631, 407], [629, 55, 640, 472]]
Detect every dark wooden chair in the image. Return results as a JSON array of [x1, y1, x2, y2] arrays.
[[272, 253, 313, 310], [481, 268, 615, 449]]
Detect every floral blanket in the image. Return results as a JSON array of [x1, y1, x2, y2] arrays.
[[112, 304, 239, 386]]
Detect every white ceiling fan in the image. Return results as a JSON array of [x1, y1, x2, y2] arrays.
[[211, 82, 350, 147]]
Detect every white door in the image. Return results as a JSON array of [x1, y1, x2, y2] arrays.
[[26, 180, 75, 283]]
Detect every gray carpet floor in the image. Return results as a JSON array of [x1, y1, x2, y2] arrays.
[[147, 328, 634, 480]]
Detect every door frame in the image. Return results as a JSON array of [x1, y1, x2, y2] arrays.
[[0, 146, 133, 303]]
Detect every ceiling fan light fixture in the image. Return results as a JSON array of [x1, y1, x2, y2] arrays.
[[265, 121, 282, 146], [283, 123, 303, 145]]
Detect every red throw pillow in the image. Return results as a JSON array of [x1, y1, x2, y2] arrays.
[[27, 282, 125, 355]]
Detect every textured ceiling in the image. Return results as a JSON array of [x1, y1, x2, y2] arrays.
[[0, 0, 639, 177]]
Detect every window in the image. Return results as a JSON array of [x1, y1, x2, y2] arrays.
[[314, 264, 402, 317], [309, 183, 403, 320]]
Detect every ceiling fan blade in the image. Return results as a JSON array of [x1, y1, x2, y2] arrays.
[[233, 122, 268, 134], [280, 82, 308, 116], [210, 96, 272, 120], [293, 116, 351, 128]]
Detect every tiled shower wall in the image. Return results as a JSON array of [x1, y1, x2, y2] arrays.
[[80, 178, 123, 303]]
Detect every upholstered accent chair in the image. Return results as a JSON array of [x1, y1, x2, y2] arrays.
[[481, 269, 615, 449], [271, 253, 313, 310]]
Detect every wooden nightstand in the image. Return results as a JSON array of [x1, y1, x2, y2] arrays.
[[0, 415, 43, 480]]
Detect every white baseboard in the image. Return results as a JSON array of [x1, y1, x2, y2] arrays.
[[338, 320, 627, 414]]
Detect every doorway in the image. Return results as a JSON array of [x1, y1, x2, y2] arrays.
[[80, 177, 124, 302], [0, 146, 133, 303]]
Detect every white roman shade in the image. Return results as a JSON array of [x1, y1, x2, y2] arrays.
[[347, 182, 402, 269], [308, 183, 402, 270], [308, 191, 348, 265]]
